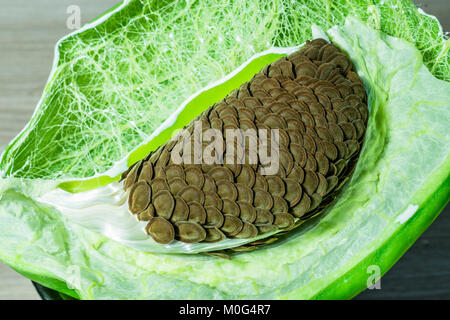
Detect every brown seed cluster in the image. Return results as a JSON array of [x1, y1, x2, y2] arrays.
[[121, 38, 368, 245]]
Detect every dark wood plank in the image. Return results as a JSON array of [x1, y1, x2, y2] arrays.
[[356, 204, 450, 299], [0, 0, 448, 300], [0, 0, 119, 300]]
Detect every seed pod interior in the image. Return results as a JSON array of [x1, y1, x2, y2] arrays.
[[122, 38, 368, 246]]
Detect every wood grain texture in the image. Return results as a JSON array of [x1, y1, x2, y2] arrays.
[[0, 0, 448, 300]]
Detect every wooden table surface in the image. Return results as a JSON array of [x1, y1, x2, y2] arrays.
[[0, 0, 448, 300]]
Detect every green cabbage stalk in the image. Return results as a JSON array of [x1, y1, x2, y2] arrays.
[[0, 0, 449, 299]]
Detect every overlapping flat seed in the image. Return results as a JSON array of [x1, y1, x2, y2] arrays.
[[122, 38, 368, 245]]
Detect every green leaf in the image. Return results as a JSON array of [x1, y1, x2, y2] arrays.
[[0, 11, 448, 299]]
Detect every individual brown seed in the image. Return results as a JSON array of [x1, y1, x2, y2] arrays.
[[238, 201, 257, 223], [253, 188, 273, 210], [260, 114, 287, 129], [334, 159, 346, 176], [260, 78, 280, 91], [353, 119, 366, 140], [222, 199, 240, 216], [257, 224, 278, 234], [204, 191, 223, 210], [283, 178, 303, 207], [167, 177, 187, 195], [268, 101, 288, 113], [234, 222, 258, 239], [221, 215, 244, 237], [255, 209, 274, 226], [230, 245, 258, 252], [316, 62, 335, 80], [123, 160, 143, 190], [222, 115, 239, 127], [120, 161, 136, 182], [305, 151, 318, 171], [184, 167, 205, 188], [274, 213, 295, 229], [304, 45, 320, 59], [345, 140, 360, 158], [208, 166, 234, 182], [279, 146, 294, 175], [150, 178, 169, 196], [295, 62, 317, 78], [254, 106, 271, 119], [237, 107, 256, 122], [236, 183, 253, 203], [153, 165, 167, 180], [326, 176, 339, 194], [306, 193, 322, 215], [217, 180, 238, 201], [303, 170, 319, 195], [302, 134, 316, 154], [254, 173, 268, 191], [328, 163, 338, 176], [137, 204, 155, 221], [205, 206, 225, 227], [287, 163, 305, 183], [155, 149, 170, 167], [224, 162, 242, 177], [236, 164, 256, 188], [330, 54, 350, 71], [315, 152, 329, 176], [271, 196, 289, 213], [290, 143, 307, 167], [138, 161, 153, 183], [175, 221, 206, 243], [178, 185, 204, 204], [202, 174, 217, 193], [266, 176, 286, 197], [312, 113, 328, 128], [340, 122, 356, 140], [153, 190, 175, 220], [278, 126, 299, 149], [291, 193, 311, 218], [145, 217, 175, 244], [316, 173, 328, 196], [188, 201, 207, 224], [248, 236, 279, 246], [286, 128, 303, 145], [171, 196, 189, 223], [328, 123, 344, 142], [242, 96, 262, 108], [204, 227, 226, 243], [165, 164, 185, 181]]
